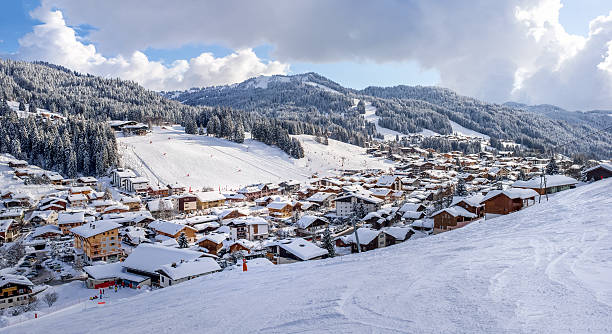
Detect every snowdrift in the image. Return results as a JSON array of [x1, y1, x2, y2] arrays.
[[6, 179, 612, 333]]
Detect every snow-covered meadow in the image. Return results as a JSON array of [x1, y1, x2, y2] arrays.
[[6, 179, 612, 333]]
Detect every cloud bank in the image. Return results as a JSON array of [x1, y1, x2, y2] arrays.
[[12, 0, 612, 110]]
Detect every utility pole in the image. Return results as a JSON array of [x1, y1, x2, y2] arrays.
[[351, 202, 361, 253]]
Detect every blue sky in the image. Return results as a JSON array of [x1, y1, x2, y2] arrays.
[[1, 1, 612, 109]]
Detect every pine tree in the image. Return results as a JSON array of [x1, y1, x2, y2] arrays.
[[207, 115, 220, 136], [545, 157, 559, 175], [455, 178, 467, 197], [28, 101, 37, 113], [178, 232, 189, 248], [18, 100, 25, 111], [322, 227, 335, 258], [233, 123, 245, 143]]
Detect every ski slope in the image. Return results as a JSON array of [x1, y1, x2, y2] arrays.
[[8, 179, 612, 333], [118, 126, 392, 189], [449, 120, 490, 139], [363, 102, 438, 140]]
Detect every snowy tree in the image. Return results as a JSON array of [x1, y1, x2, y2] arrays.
[[178, 232, 189, 248], [18, 100, 25, 111], [233, 122, 245, 143], [546, 157, 559, 175], [207, 115, 220, 136], [356, 100, 366, 114], [322, 227, 335, 258], [28, 101, 37, 113], [455, 178, 468, 197], [43, 291, 59, 307]]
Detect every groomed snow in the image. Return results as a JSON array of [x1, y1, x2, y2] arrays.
[[449, 120, 490, 139], [118, 126, 392, 189], [363, 101, 438, 140], [6, 179, 612, 333]]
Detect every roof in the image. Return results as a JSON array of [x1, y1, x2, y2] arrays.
[[31, 224, 62, 238], [411, 220, 434, 229], [83, 262, 149, 282], [158, 258, 221, 280], [149, 220, 196, 236], [0, 274, 33, 288], [306, 192, 334, 202], [195, 191, 226, 202], [402, 211, 424, 219], [481, 188, 539, 202], [512, 175, 578, 189], [432, 206, 477, 218], [335, 192, 383, 204], [196, 233, 228, 245], [399, 203, 424, 212], [70, 220, 121, 238], [344, 228, 382, 245], [450, 194, 485, 208], [122, 243, 203, 275], [57, 211, 86, 225], [584, 163, 612, 173], [266, 201, 292, 210], [0, 219, 15, 233], [296, 215, 329, 229], [376, 175, 399, 187], [228, 216, 268, 226], [382, 226, 412, 241], [275, 238, 328, 260]]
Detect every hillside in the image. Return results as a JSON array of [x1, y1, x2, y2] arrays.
[[6, 179, 612, 333], [165, 73, 612, 158], [118, 126, 392, 189]]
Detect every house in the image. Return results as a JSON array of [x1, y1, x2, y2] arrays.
[[481, 188, 538, 217], [111, 168, 137, 189], [67, 194, 88, 207], [38, 197, 67, 211], [0, 219, 19, 242], [92, 199, 116, 213], [343, 228, 386, 253], [76, 176, 98, 187], [167, 184, 187, 196], [228, 239, 255, 254], [279, 180, 301, 193], [126, 177, 149, 194], [103, 211, 155, 228], [214, 208, 248, 221], [43, 172, 64, 185], [305, 192, 336, 208], [268, 238, 328, 263], [196, 234, 228, 255], [584, 163, 612, 181], [410, 220, 434, 235], [27, 210, 58, 226], [71, 220, 122, 263], [226, 217, 269, 241], [121, 243, 203, 285], [266, 201, 293, 218], [158, 258, 221, 287], [450, 194, 485, 218], [376, 175, 403, 190], [31, 224, 63, 240], [0, 209, 24, 223], [120, 196, 142, 211], [431, 206, 478, 233], [382, 226, 413, 246], [83, 262, 151, 289], [0, 275, 34, 309], [177, 194, 198, 213], [296, 215, 329, 237], [57, 211, 86, 234], [8, 160, 28, 168], [334, 192, 384, 217], [103, 204, 130, 215], [148, 220, 198, 242], [195, 191, 226, 210], [69, 186, 93, 196], [370, 188, 394, 202], [512, 175, 578, 195]]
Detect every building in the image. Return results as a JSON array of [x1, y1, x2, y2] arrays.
[[267, 238, 328, 263], [121, 243, 203, 285], [334, 193, 384, 217], [158, 258, 221, 287], [0, 275, 34, 309], [125, 177, 149, 195], [342, 228, 386, 253], [177, 194, 198, 213], [481, 189, 538, 217], [196, 234, 228, 255], [296, 215, 329, 237], [226, 217, 269, 241], [450, 194, 485, 218], [376, 175, 403, 190], [266, 201, 293, 218], [431, 207, 478, 233], [149, 220, 197, 242], [512, 175, 578, 195], [111, 168, 137, 190], [0, 219, 19, 243], [83, 262, 151, 289], [195, 191, 226, 210], [584, 163, 612, 181], [57, 211, 86, 234], [71, 220, 122, 263]]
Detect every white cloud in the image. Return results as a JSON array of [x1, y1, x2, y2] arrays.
[[13, 0, 612, 109], [16, 7, 288, 91]]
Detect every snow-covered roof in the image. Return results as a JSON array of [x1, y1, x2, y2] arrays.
[[410, 219, 434, 229], [402, 211, 424, 219], [84, 262, 149, 282], [0, 219, 14, 233], [31, 224, 62, 238], [0, 274, 33, 288], [57, 211, 86, 225], [584, 163, 612, 173], [306, 192, 334, 202], [451, 194, 485, 208], [432, 206, 477, 218], [149, 220, 196, 236], [481, 188, 539, 202], [344, 228, 382, 245], [275, 238, 328, 261], [122, 243, 203, 274], [399, 203, 424, 213], [159, 258, 221, 280], [70, 220, 121, 238], [196, 233, 228, 245], [266, 201, 292, 210], [195, 191, 226, 202], [335, 192, 383, 204], [228, 216, 268, 226], [376, 175, 399, 187], [296, 215, 329, 229], [68, 194, 88, 202], [382, 226, 412, 241], [512, 175, 578, 189]]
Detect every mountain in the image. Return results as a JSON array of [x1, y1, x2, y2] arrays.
[[7, 179, 612, 333], [164, 74, 612, 159], [504, 102, 612, 130]]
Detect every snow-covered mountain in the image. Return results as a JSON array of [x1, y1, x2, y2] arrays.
[[7, 179, 612, 334]]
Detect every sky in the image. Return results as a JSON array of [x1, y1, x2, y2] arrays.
[[1, 0, 612, 111]]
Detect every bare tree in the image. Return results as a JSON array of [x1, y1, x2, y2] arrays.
[[43, 291, 59, 307]]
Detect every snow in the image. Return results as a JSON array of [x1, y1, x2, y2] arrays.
[[481, 188, 539, 202], [513, 175, 578, 189], [158, 258, 221, 280], [449, 120, 490, 139], [5, 180, 612, 333], [363, 102, 438, 140], [70, 221, 121, 238], [121, 244, 203, 275], [118, 126, 391, 189], [273, 238, 328, 261]]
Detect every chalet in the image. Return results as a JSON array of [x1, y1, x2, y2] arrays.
[[370, 188, 393, 202], [512, 175, 578, 195], [57, 211, 86, 234], [111, 168, 137, 189], [83, 262, 151, 289], [226, 217, 269, 241], [398, 203, 426, 214], [120, 196, 142, 211], [122, 123, 149, 136], [27, 210, 58, 225], [431, 206, 478, 233], [382, 226, 413, 246], [0, 219, 19, 242], [103, 204, 130, 215], [450, 194, 485, 218], [177, 194, 198, 213], [195, 191, 226, 210], [38, 197, 67, 211], [196, 234, 228, 255], [0, 209, 24, 223], [228, 239, 254, 254], [268, 238, 328, 263], [31, 224, 63, 240], [361, 207, 399, 229], [71, 220, 122, 263], [76, 176, 98, 187], [103, 211, 155, 228], [214, 208, 248, 221], [126, 177, 149, 194], [147, 184, 170, 198], [481, 188, 538, 217], [147, 198, 175, 217], [167, 183, 187, 195], [296, 215, 329, 237], [584, 163, 612, 182], [297, 186, 318, 200], [43, 172, 65, 185], [109, 120, 138, 131], [69, 186, 94, 196], [376, 175, 403, 190], [122, 243, 203, 285], [279, 180, 301, 193], [67, 193, 88, 207], [158, 258, 221, 287], [92, 199, 116, 213], [343, 228, 386, 253], [410, 220, 434, 235], [0, 275, 34, 310], [335, 192, 383, 217], [148, 221, 198, 242], [8, 160, 28, 168], [266, 201, 293, 218]]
